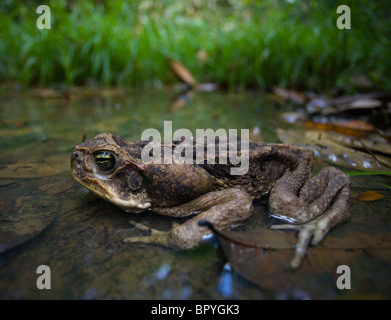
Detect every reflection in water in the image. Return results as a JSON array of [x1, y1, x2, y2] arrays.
[[82, 287, 98, 300], [156, 264, 171, 280], [217, 263, 233, 297]]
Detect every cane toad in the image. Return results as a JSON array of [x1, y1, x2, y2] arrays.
[[71, 133, 350, 268]]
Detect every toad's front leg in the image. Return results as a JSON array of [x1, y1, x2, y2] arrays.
[[124, 188, 253, 249], [269, 165, 350, 269]]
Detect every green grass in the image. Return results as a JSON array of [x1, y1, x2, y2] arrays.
[[0, 0, 390, 91]]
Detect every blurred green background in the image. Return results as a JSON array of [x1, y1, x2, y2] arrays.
[[1, 0, 390, 91]]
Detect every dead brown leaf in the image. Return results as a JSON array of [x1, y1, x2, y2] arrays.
[[272, 86, 306, 104], [357, 190, 384, 202], [0, 120, 28, 128], [303, 121, 373, 138], [335, 120, 375, 131], [31, 88, 64, 99], [169, 59, 197, 88], [196, 50, 208, 63]]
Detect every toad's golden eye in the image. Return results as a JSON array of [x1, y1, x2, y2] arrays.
[[94, 151, 116, 171]]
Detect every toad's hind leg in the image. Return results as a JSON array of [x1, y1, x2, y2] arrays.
[[124, 188, 253, 249], [269, 166, 350, 269]]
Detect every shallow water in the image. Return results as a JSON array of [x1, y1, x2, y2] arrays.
[[0, 87, 390, 299]]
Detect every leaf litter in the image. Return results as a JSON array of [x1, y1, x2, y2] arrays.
[[274, 88, 391, 172]]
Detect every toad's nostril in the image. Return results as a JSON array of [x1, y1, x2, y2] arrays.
[[73, 151, 83, 162]]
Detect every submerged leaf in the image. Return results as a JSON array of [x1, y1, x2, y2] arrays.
[[0, 155, 68, 178], [330, 133, 391, 157], [357, 190, 384, 202], [200, 213, 391, 297], [38, 177, 75, 195], [276, 128, 391, 171], [0, 194, 56, 253]]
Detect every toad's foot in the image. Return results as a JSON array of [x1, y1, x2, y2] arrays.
[[271, 183, 350, 269], [271, 220, 321, 269], [124, 188, 253, 249], [123, 220, 179, 247]]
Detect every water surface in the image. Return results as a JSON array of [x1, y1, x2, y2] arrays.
[[0, 87, 390, 299]]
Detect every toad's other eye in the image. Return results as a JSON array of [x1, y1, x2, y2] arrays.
[[94, 151, 116, 171]]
